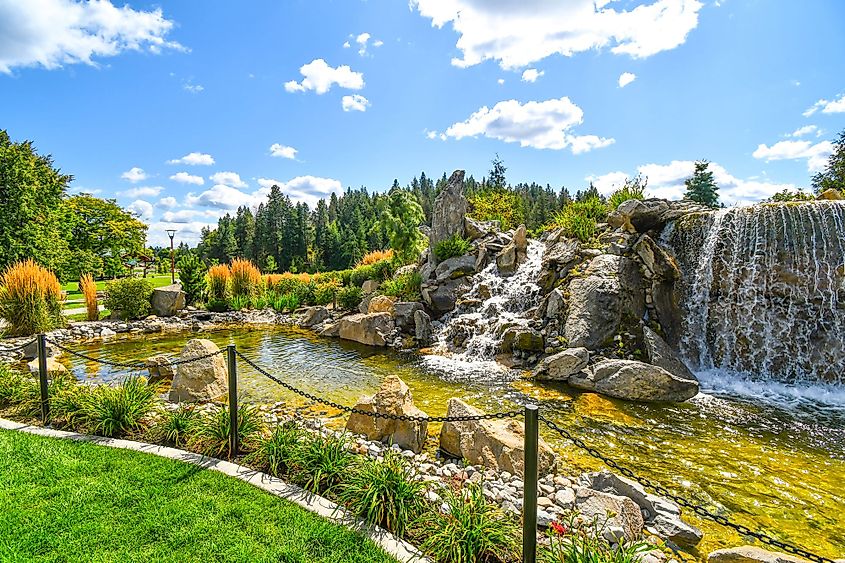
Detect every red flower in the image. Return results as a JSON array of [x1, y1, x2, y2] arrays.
[[550, 522, 568, 535]]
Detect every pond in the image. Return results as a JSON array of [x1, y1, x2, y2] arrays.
[[63, 325, 845, 559]]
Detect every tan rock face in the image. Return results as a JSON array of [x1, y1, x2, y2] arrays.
[[439, 398, 556, 476], [361, 279, 380, 294], [568, 358, 699, 402], [151, 284, 186, 317], [145, 354, 176, 386], [575, 487, 644, 542], [168, 339, 227, 403], [367, 295, 396, 315], [338, 313, 395, 347], [345, 375, 428, 452], [708, 546, 814, 563], [27, 357, 68, 376]]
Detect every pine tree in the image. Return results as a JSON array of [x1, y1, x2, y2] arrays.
[[684, 160, 720, 208], [811, 128, 845, 194], [488, 153, 507, 190]]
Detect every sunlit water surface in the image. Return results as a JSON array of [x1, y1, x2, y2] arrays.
[[63, 326, 845, 559]]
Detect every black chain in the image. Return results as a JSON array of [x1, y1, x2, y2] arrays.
[[47, 339, 223, 369], [235, 350, 521, 423], [539, 416, 836, 563], [0, 338, 37, 353]]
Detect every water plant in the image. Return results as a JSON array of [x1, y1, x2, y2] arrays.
[[79, 273, 98, 321], [0, 259, 65, 336], [229, 294, 251, 311], [338, 450, 425, 537], [271, 292, 300, 313], [104, 277, 153, 320], [434, 234, 471, 261], [190, 403, 264, 459], [416, 482, 520, 563]]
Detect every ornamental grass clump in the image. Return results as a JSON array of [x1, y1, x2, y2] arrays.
[[207, 264, 230, 311], [229, 258, 262, 303], [79, 273, 98, 321], [359, 249, 394, 266], [147, 405, 199, 447], [542, 512, 651, 563], [296, 431, 356, 495], [246, 421, 307, 477], [338, 450, 425, 537], [190, 404, 264, 459], [81, 376, 158, 437], [0, 259, 65, 336], [416, 482, 520, 563]]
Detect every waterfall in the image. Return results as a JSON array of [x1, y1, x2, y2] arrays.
[[667, 202, 845, 385], [424, 241, 545, 373]]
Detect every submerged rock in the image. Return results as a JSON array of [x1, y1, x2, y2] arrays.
[[338, 313, 395, 347], [439, 398, 556, 476], [533, 347, 589, 381], [708, 546, 814, 563], [145, 354, 176, 386], [569, 358, 699, 402], [345, 375, 428, 453], [169, 339, 227, 403]]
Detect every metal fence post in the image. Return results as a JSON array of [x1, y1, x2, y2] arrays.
[[37, 333, 50, 424], [522, 404, 539, 563], [227, 344, 239, 457]]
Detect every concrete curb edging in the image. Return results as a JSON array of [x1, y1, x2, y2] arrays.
[[0, 418, 430, 563]]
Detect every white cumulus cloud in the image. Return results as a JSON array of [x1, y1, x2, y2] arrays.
[[269, 143, 298, 159], [167, 152, 215, 166], [157, 196, 178, 209], [284, 59, 364, 94], [521, 68, 544, 83], [186, 184, 255, 210], [803, 94, 845, 117], [342, 94, 370, 112], [121, 166, 147, 183], [119, 185, 162, 198], [169, 172, 204, 185], [127, 199, 153, 221], [411, 0, 703, 69], [441, 97, 614, 154], [208, 171, 247, 188], [0, 0, 185, 74], [618, 72, 637, 88], [256, 176, 344, 208], [787, 125, 818, 138], [752, 140, 833, 172]]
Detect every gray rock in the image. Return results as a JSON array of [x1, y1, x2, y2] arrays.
[[22, 339, 58, 360], [414, 310, 433, 346], [169, 339, 227, 403], [394, 302, 423, 332], [319, 322, 340, 337], [533, 347, 589, 381], [569, 358, 699, 402], [496, 242, 518, 274], [151, 284, 186, 317], [430, 170, 468, 263], [145, 354, 175, 386], [421, 279, 462, 317], [544, 288, 566, 319], [338, 313, 395, 347], [99, 327, 116, 338], [651, 513, 704, 546], [301, 306, 330, 328], [358, 295, 372, 314], [464, 217, 500, 240], [575, 487, 644, 542], [500, 326, 544, 353], [361, 279, 380, 294], [514, 224, 528, 257], [642, 326, 697, 382], [634, 234, 681, 281], [435, 254, 476, 282], [708, 546, 814, 563]]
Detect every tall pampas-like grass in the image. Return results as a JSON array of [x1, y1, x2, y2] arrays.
[[79, 273, 98, 321], [206, 264, 230, 306], [229, 258, 262, 300], [358, 249, 394, 266], [0, 259, 65, 336]]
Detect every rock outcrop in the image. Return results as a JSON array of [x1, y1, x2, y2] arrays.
[[429, 170, 468, 261], [533, 347, 589, 381], [338, 313, 395, 347], [607, 199, 709, 234], [169, 339, 227, 403], [301, 306, 330, 328], [151, 284, 186, 317], [439, 398, 556, 475], [642, 326, 697, 382], [345, 376, 428, 453], [569, 358, 699, 402]]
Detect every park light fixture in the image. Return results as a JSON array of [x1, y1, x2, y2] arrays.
[[166, 229, 177, 284]]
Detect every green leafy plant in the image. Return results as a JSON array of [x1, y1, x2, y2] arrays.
[[271, 292, 300, 313], [607, 177, 647, 211], [767, 189, 816, 202], [338, 450, 425, 537], [229, 294, 251, 311], [370, 259, 395, 282], [416, 482, 520, 563], [80, 377, 158, 437], [103, 277, 154, 320], [0, 364, 33, 410], [551, 196, 608, 243], [296, 431, 356, 495], [313, 281, 339, 306], [380, 271, 422, 301], [177, 253, 207, 305], [434, 234, 471, 261], [147, 405, 198, 447], [246, 421, 307, 477], [336, 286, 362, 310], [542, 512, 652, 563], [350, 264, 377, 288], [190, 404, 264, 459]]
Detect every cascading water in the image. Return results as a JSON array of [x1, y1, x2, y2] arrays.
[[423, 241, 545, 375], [666, 202, 845, 389]]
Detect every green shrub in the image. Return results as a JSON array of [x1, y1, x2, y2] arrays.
[[380, 271, 422, 301], [0, 259, 65, 336], [338, 450, 425, 537], [104, 278, 154, 320], [0, 366, 79, 421], [337, 269, 353, 286], [229, 294, 251, 311], [314, 282, 339, 306], [768, 189, 816, 202], [271, 292, 300, 313], [177, 253, 207, 305], [416, 482, 520, 563], [190, 404, 264, 459], [246, 421, 307, 477], [542, 512, 651, 563], [147, 405, 198, 446], [0, 364, 31, 409], [81, 377, 158, 437], [551, 196, 608, 243], [350, 264, 377, 288], [296, 431, 355, 495], [336, 286, 362, 310], [371, 259, 395, 281], [607, 181, 646, 211], [434, 234, 471, 261]]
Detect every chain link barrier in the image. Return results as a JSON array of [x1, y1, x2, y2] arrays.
[[0, 338, 37, 353], [539, 416, 836, 563], [235, 350, 522, 423], [46, 338, 224, 369]]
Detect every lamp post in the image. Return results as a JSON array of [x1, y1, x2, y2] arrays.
[[166, 229, 177, 284]]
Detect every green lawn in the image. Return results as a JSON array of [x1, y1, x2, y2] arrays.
[[0, 430, 397, 563], [62, 274, 175, 309]]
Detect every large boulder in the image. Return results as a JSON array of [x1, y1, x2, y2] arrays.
[[574, 487, 644, 542], [345, 376, 428, 453], [394, 302, 423, 332], [708, 547, 814, 563], [145, 354, 176, 386], [533, 347, 589, 381], [500, 326, 544, 353], [421, 279, 462, 317], [564, 255, 645, 349], [169, 339, 227, 403], [439, 398, 556, 476], [569, 358, 699, 402], [151, 284, 186, 317], [608, 199, 708, 234], [367, 295, 396, 315], [642, 326, 697, 382], [633, 235, 681, 281], [817, 188, 843, 201], [301, 306, 330, 328], [514, 224, 528, 256], [435, 255, 476, 282], [430, 170, 468, 261], [414, 310, 433, 346], [27, 357, 68, 376], [338, 313, 395, 347], [496, 242, 518, 274], [464, 217, 500, 240]]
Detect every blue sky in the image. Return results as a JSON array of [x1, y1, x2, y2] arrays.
[[1, 0, 844, 246]]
